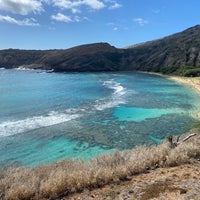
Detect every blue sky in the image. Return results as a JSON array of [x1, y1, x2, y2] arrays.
[[0, 0, 200, 50]]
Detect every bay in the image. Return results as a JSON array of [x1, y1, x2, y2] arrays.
[[0, 69, 199, 167]]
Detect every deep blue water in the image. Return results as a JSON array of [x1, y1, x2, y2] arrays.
[[0, 68, 199, 167]]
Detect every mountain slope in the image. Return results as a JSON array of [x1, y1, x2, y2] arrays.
[[126, 25, 200, 75], [0, 43, 125, 72], [1, 25, 200, 75], [39, 43, 125, 72]]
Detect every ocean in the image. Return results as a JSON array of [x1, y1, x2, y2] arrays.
[[0, 68, 199, 167]]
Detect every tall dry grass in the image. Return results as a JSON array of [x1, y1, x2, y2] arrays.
[[0, 130, 199, 200]]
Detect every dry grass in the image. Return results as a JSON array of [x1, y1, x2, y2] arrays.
[[0, 130, 200, 200]]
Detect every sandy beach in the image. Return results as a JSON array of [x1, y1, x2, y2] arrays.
[[169, 76, 200, 94], [167, 76, 200, 119], [141, 71, 200, 119], [142, 71, 200, 94], [140, 71, 200, 95]]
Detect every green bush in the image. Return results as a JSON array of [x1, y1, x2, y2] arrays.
[[183, 68, 200, 77], [160, 65, 178, 74]]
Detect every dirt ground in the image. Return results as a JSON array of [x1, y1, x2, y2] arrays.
[[65, 162, 200, 200]]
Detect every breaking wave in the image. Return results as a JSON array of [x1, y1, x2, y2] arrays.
[[102, 80, 126, 96], [0, 110, 81, 137], [94, 80, 127, 111]]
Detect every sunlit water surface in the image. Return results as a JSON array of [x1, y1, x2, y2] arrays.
[[0, 68, 199, 167]]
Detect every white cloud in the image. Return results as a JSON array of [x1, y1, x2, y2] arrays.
[[51, 0, 122, 11], [51, 13, 82, 23], [51, 13, 72, 23], [71, 8, 81, 14], [104, 0, 122, 9], [0, 0, 43, 15], [109, 2, 122, 9], [0, 14, 39, 26], [84, 0, 105, 9], [52, 0, 105, 12], [0, 0, 122, 26], [133, 18, 149, 26]]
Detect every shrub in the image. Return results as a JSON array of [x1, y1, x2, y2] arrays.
[[182, 68, 200, 77], [0, 131, 199, 200]]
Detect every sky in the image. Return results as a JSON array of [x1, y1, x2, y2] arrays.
[[0, 0, 200, 50]]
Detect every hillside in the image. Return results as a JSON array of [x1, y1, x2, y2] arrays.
[[0, 25, 200, 75], [67, 163, 200, 200], [41, 43, 125, 72], [126, 25, 200, 76], [0, 43, 125, 72], [0, 131, 199, 200]]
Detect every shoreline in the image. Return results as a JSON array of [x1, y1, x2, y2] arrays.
[[166, 76, 200, 119], [138, 71, 200, 94], [168, 76, 200, 94], [139, 71, 200, 119]]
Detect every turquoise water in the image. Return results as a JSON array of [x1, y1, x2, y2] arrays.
[[0, 69, 199, 167], [114, 106, 183, 122]]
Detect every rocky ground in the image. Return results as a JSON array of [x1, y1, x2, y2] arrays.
[[66, 162, 200, 200]]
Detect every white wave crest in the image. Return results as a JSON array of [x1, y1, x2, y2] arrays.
[[102, 80, 126, 96], [94, 98, 125, 111], [0, 110, 80, 137], [14, 67, 29, 71], [95, 80, 127, 111]]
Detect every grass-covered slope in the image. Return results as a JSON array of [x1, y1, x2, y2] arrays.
[[0, 130, 199, 200]]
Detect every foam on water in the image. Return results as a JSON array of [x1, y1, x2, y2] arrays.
[[94, 79, 127, 110], [0, 110, 81, 136], [103, 80, 126, 95], [15, 67, 31, 71]]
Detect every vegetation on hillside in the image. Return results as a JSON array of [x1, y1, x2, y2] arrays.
[[0, 130, 199, 200], [126, 25, 200, 75]]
